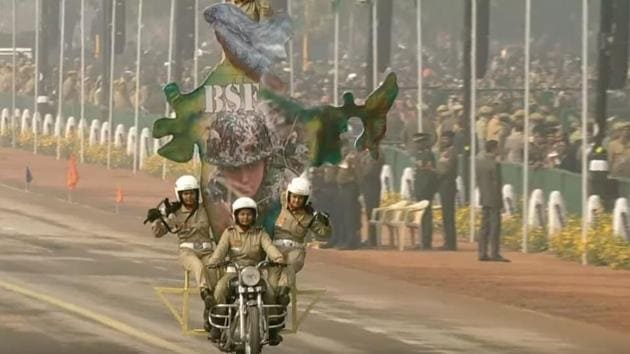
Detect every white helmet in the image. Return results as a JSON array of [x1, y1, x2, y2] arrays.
[[287, 177, 311, 196], [174, 175, 200, 202], [232, 197, 258, 220]]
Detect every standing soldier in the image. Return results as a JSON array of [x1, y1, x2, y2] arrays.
[[608, 123, 630, 178], [529, 125, 548, 169], [436, 131, 458, 250], [335, 151, 362, 249], [476, 106, 494, 150], [529, 112, 545, 135], [486, 113, 503, 148], [268, 177, 332, 304], [359, 149, 384, 247], [146, 175, 221, 332], [413, 133, 439, 250], [476, 141, 510, 262], [436, 104, 455, 144], [319, 165, 341, 248]]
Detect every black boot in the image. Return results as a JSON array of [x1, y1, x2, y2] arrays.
[[200, 288, 212, 302], [277, 286, 291, 307], [269, 329, 283, 346], [200, 288, 215, 332], [208, 327, 221, 343]]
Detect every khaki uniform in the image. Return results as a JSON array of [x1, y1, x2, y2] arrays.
[[62, 75, 78, 102], [208, 225, 284, 304], [436, 116, 456, 144], [152, 206, 220, 291], [486, 116, 502, 145], [269, 200, 332, 289], [608, 138, 630, 177], [476, 118, 488, 147], [505, 131, 525, 163]]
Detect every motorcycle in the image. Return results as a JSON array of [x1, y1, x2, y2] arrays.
[[208, 261, 287, 354]]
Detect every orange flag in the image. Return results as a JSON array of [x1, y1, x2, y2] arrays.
[[66, 155, 79, 190], [115, 185, 124, 204]]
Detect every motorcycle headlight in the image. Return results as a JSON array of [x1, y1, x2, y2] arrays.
[[241, 266, 261, 287]]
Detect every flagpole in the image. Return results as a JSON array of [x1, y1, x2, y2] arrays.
[[193, 0, 200, 170], [416, 0, 422, 133], [288, 0, 294, 96], [333, 0, 339, 105], [163, 0, 176, 181], [522, 0, 531, 253], [371, 0, 378, 90], [581, 0, 589, 265], [106, 0, 117, 169], [11, 0, 16, 148], [56, 0, 66, 160], [194, 0, 199, 88], [80, 0, 86, 164], [33, 0, 40, 155], [348, 1, 354, 58], [133, 0, 143, 174], [302, 2, 308, 71], [469, 0, 477, 243]]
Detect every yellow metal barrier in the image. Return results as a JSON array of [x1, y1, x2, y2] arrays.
[[154, 272, 207, 336], [154, 271, 326, 336], [286, 287, 327, 334]]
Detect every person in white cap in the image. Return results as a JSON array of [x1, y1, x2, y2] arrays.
[[268, 176, 332, 306], [147, 174, 220, 332], [207, 196, 285, 344]]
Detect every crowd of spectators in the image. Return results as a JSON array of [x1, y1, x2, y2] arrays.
[[2, 7, 630, 178]]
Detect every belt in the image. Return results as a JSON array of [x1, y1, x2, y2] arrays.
[[179, 241, 214, 251], [273, 239, 304, 248]]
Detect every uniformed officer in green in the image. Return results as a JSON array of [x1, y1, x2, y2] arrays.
[[412, 133, 439, 249], [268, 176, 332, 303], [149, 175, 220, 332], [476, 140, 509, 262], [436, 131, 458, 250]]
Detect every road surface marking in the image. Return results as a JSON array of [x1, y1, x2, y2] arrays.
[[0, 278, 196, 354]]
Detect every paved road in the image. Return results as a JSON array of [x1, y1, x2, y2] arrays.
[[1, 185, 630, 354]]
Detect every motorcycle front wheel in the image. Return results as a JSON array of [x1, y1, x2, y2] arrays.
[[236, 307, 261, 354]]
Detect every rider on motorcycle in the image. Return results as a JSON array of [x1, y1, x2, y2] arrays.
[[269, 176, 332, 306], [207, 197, 285, 344], [148, 175, 220, 332]]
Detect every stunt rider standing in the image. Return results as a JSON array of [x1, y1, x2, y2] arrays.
[[269, 176, 332, 305], [206, 197, 285, 345], [148, 175, 221, 332]]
